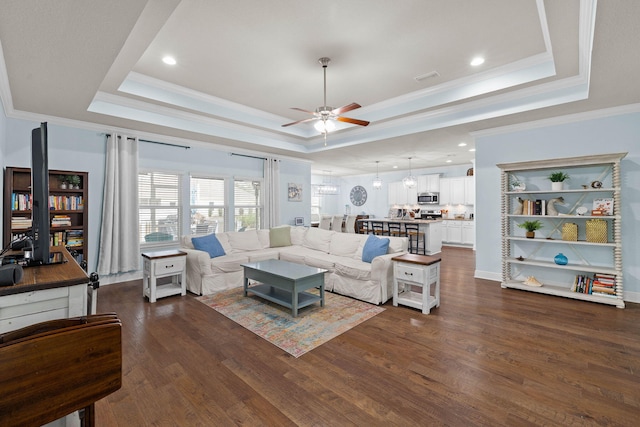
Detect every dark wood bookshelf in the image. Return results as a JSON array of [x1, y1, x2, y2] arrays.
[[3, 167, 88, 267]]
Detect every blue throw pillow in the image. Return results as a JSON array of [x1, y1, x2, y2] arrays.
[[192, 233, 226, 258], [362, 234, 390, 263]]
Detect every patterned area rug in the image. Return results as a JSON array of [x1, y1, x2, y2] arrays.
[[196, 287, 384, 358]]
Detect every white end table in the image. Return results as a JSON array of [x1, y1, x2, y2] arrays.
[[392, 253, 441, 314], [142, 250, 187, 303]]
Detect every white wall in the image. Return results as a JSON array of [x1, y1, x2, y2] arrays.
[[475, 110, 640, 302]]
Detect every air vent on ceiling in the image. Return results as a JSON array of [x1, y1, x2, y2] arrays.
[[414, 70, 440, 82]]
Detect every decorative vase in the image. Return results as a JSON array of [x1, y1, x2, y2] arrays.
[[551, 182, 564, 191], [525, 231, 535, 239], [554, 253, 568, 265], [60, 183, 67, 189]]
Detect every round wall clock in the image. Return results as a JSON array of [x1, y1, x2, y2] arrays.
[[350, 185, 367, 206]]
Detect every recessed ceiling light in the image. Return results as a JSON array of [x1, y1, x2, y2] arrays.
[[470, 57, 485, 66], [469, 148, 476, 152], [446, 159, 452, 163], [458, 142, 467, 147], [393, 165, 398, 169], [162, 56, 176, 65]]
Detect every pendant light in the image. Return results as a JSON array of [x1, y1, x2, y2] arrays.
[[372, 161, 382, 189], [402, 157, 417, 189]]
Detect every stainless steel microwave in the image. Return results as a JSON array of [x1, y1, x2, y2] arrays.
[[417, 192, 439, 204]]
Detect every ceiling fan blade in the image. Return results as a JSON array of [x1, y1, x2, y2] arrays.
[[336, 116, 370, 127], [282, 117, 318, 127], [332, 103, 361, 115], [290, 107, 316, 115]]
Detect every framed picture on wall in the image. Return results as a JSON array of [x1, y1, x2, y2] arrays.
[[288, 183, 303, 202]]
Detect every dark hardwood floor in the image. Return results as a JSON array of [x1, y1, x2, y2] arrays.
[[95, 247, 640, 426]]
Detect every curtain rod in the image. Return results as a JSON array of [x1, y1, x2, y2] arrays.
[[230, 152, 267, 160], [105, 134, 190, 149]]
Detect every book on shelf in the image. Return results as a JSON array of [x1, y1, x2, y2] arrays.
[[65, 229, 84, 247], [11, 193, 32, 211], [51, 215, 72, 227], [572, 273, 617, 295], [49, 195, 84, 211], [532, 199, 540, 215], [11, 216, 33, 229]]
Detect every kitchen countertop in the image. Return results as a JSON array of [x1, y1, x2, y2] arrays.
[[367, 218, 443, 224]]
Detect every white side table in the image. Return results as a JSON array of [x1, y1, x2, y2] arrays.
[[142, 250, 187, 303], [392, 253, 441, 314]]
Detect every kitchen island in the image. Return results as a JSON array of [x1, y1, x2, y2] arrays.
[[357, 218, 443, 255]]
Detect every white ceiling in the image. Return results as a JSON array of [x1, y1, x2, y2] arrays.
[[1, 0, 639, 176]]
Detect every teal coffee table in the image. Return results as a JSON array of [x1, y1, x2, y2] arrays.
[[241, 259, 326, 317]]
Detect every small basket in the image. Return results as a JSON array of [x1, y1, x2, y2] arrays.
[[562, 223, 578, 241], [586, 219, 608, 243]]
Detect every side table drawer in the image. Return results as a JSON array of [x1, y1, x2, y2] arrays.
[[154, 257, 186, 276], [396, 263, 424, 283]]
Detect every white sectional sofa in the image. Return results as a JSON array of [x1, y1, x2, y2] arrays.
[[180, 226, 408, 304]]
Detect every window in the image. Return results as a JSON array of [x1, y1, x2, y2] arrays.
[[190, 176, 226, 233], [234, 179, 262, 231], [139, 171, 182, 244]]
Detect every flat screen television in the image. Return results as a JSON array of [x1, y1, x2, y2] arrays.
[[30, 122, 51, 265]]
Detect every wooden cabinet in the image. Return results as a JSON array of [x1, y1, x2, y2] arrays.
[[3, 167, 88, 267], [388, 181, 417, 206], [417, 174, 440, 193], [497, 153, 626, 308]]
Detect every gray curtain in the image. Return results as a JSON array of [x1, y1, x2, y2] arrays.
[[263, 158, 280, 228], [97, 134, 139, 275]]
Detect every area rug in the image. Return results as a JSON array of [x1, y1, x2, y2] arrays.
[[196, 288, 384, 358]]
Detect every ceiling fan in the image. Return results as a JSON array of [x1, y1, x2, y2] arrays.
[[282, 57, 370, 137]]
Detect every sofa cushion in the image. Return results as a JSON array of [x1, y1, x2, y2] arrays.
[[279, 246, 316, 264], [257, 229, 271, 249], [334, 258, 372, 281], [191, 233, 226, 258], [329, 232, 363, 257], [387, 236, 407, 253], [270, 226, 292, 247], [248, 249, 281, 263], [362, 234, 390, 263], [209, 253, 250, 273], [303, 227, 334, 253], [303, 252, 336, 271], [290, 226, 307, 245], [227, 229, 262, 252]]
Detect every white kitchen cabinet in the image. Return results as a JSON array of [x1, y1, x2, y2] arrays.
[[440, 177, 465, 205], [462, 220, 475, 245], [388, 181, 417, 205], [442, 220, 462, 244], [440, 177, 474, 206], [464, 176, 475, 205], [417, 174, 440, 193]]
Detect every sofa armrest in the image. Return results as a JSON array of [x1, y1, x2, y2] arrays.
[[181, 248, 213, 277], [371, 252, 405, 303]]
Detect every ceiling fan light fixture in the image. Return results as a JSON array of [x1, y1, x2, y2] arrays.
[[314, 119, 335, 134]]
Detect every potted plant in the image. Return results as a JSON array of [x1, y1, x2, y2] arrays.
[[69, 175, 81, 189], [57, 174, 71, 189], [548, 171, 570, 191], [518, 220, 543, 239]]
